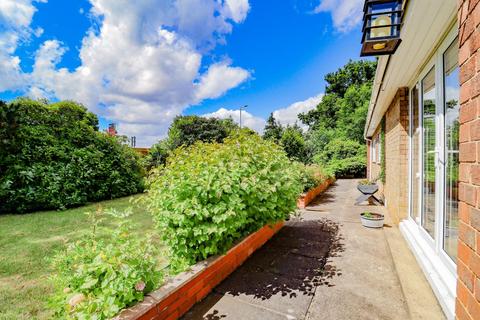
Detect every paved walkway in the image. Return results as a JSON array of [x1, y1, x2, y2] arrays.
[[183, 179, 445, 320]]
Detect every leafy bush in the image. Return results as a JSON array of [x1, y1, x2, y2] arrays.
[[0, 98, 144, 213], [145, 132, 303, 269], [300, 164, 332, 193], [50, 208, 162, 319], [314, 138, 366, 178], [324, 157, 366, 178]]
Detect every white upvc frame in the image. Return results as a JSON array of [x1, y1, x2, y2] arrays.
[[402, 25, 458, 320]]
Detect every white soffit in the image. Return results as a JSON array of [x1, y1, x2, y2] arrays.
[[365, 0, 458, 138]]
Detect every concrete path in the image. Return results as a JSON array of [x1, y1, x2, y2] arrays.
[[183, 179, 445, 320]]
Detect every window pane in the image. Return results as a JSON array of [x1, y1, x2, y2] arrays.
[[411, 85, 420, 223], [444, 38, 459, 261], [422, 67, 436, 239]]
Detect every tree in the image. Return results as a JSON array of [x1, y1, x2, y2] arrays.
[[263, 113, 283, 142], [146, 115, 239, 168], [335, 83, 372, 143], [280, 125, 307, 162], [299, 60, 376, 132], [324, 59, 377, 97]]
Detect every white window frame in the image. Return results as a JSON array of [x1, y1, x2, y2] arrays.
[[401, 25, 458, 320]]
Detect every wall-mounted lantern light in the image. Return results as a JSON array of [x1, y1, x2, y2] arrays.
[[361, 0, 403, 57]]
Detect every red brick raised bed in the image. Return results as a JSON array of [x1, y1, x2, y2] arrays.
[[297, 178, 335, 209], [116, 222, 284, 320]]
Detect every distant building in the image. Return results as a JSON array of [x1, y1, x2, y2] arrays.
[[106, 123, 117, 136]]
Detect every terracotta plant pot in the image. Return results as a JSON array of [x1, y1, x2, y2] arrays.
[[360, 212, 384, 228]]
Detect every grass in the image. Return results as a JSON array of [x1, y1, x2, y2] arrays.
[[0, 194, 161, 320]]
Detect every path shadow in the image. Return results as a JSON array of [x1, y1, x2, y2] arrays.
[[308, 183, 338, 206], [213, 219, 345, 300]]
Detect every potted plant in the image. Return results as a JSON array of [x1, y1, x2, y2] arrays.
[[360, 212, 385, 228], [357, 179, 379, 194]]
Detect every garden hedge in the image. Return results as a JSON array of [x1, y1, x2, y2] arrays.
[[0, 98, 144, 213]]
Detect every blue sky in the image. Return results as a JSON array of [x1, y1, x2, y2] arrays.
[[0, 0, 366, 146]]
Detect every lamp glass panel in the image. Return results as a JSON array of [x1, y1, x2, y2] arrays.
[[370, 14, 393, 38]]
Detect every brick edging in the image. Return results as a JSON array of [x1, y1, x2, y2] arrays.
[[116, 222, 284, 320], [297, 178, 335, 209]]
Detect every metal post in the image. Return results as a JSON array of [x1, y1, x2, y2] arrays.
[[239, 105, 248, 129]]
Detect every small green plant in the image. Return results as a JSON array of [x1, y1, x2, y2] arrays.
[[300, 164, 332, 193], [145, 132, 303, 270], [49, 207, 162, 319], [358, 179, 374, 185], [362, 211, 374, 218]]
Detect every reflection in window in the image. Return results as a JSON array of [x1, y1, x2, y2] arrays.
[[444, 38, 459, 261], [411, 85, 420, 223], [422, 67, 436, 239]]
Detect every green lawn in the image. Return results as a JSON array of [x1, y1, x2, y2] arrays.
[[0, 195, 161, 320]]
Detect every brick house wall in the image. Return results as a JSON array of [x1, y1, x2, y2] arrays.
[[456, 1, 480, 319], [367, 88, 410, 224]]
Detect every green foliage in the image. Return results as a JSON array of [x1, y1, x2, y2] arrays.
[[0, 98, 144, 213], [336, 83, 372, 143], [298, 94, 339, 130], [145, 115, 239, 169], [314, 138, 366, 178], [145, 132, 303, 269], [168, 115, 238, 150], [263, 113, 283, 142], [143, 139, 170, 171], [324, 59, 377, 97], [280, 125, 307, 162], [50, 208, 162, 320], [295, 60, 375, 177], [300, 164, 332, 193]]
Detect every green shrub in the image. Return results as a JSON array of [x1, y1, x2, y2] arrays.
[[314, 138, 366, 178], [280, 125, 307, 162], [50, 208, 162, 319], [145, 132, 303, 269], [300, 164, 332, 193], [324, 157, 366, 178], [0, 98, 144, 213]]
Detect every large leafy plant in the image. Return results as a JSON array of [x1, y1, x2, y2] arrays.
[[145, 132, 303, 269], [0, 98, 144, 213], [50, 208, 162, 319]]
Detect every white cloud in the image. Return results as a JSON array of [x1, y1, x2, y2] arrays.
[[0, 0, 45, 91], [195, 62, 250, 101], [314, 0, 363, 32], [223, 0, 250, 23], [0, 0, 252, 147], [203, 93, 324, 134], [203, 108, 266, 133], [273, 94, 323, 129]]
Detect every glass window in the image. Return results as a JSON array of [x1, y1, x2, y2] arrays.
[[411, 85, 420, 223], [422, 66, 436, 239], [444, 38, 460, 261]]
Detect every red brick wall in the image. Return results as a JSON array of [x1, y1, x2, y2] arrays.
[[456, 1, 480, 319]]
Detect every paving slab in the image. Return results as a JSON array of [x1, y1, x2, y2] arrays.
[[183, 179, 445, 320]]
